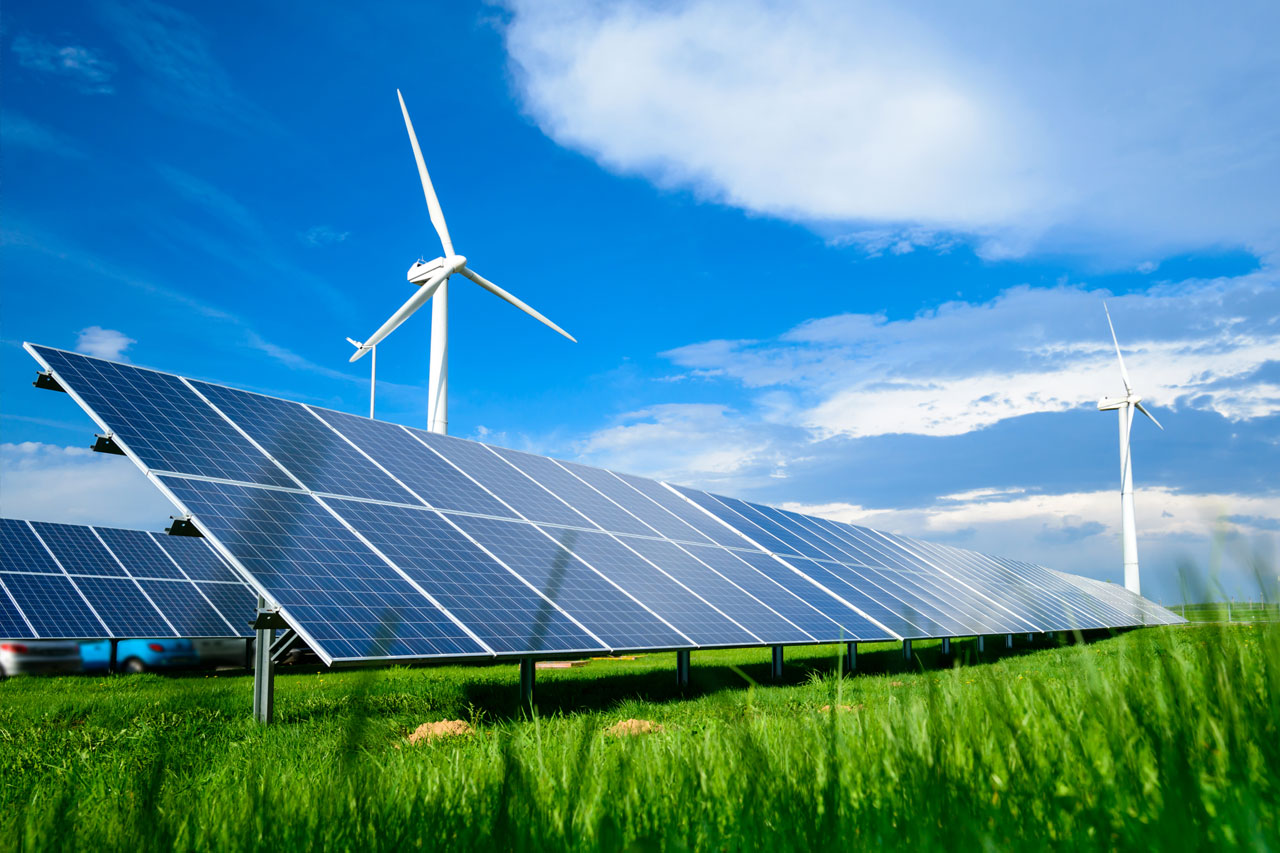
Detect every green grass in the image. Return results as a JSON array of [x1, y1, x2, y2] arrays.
[[1, 625, 1277, 851]]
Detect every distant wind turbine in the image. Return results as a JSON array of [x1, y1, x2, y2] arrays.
[[347, 90, 576, 434], [1096, 303, 1163, 595]]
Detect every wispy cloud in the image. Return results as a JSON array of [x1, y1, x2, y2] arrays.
[[503, 0, 1280, 260], [0, 112, 87, 159], [10, 33, 116, 94], [93, 0, 277, 134], [300, 225, 351, 247], [75, 326, 136, 360]]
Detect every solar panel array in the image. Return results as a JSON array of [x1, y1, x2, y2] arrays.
[[0, 517, 255, 640], [24, 344, 1184, 663]]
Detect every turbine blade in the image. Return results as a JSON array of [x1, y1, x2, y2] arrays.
[[460, 267, 577, 343], [348, 269, 450, 362], [1134, 400, 1164, 430], [397, 89, 454, 257], [1103, 301, 1133, 395]]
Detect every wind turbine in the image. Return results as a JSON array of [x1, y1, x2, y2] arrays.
[[347, 90, 576, 435], [1097, 303, 1163, 595]]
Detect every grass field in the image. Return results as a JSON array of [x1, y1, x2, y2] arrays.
[[1168, 601, 1280, 623], [2, 624, 1277, 851]]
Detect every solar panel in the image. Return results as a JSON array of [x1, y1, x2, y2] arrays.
[[0, 516, 257, 640], [22, 343, 1184, 662]]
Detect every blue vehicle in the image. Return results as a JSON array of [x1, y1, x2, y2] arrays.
[[81, 639, 200, 673]]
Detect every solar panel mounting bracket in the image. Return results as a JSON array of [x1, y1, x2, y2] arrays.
[[92, 433, 126, 456], [33, 371, 65, 392], [165, 516, 204, 537], [254, 609, 291, 631]]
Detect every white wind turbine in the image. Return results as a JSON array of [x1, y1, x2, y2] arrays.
[[347, 90, 576, 432], [1097, 303, 1163, 595]]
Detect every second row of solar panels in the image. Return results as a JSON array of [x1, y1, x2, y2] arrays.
[[0, 518, 254, 640]]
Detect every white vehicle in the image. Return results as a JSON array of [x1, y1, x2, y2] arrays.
[[0, 640, 82, 678]]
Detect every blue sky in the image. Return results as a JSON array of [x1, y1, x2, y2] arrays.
[[2, 0, 1277, 604]]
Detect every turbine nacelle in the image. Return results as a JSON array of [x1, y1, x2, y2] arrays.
[[1097, 394, 1140, 411], [408, 255, 463, 285]]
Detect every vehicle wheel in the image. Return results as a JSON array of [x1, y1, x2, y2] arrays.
[[123, 657, 147, 674]]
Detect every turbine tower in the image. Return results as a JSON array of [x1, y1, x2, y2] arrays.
[[348, 90, 576, 434], [1096, 303, 1163, 595]]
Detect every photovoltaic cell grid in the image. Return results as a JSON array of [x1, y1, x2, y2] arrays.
[[24, 344, 1185, 662], [0, 517, 255, 640]]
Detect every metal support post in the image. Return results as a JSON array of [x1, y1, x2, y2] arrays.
[[1026, 633, 1034, 643], [252, 596, 277, 724], [1005, 634, 1014, 649], [844, 641, 857, 674], [977, 635, 985, 653], [520, 658, 536, 712], [108, 638, 119, 674], [244, 637, 253, 670], [771, 645, 784, 680], [903, 639, 913, 661], [676, 649, 690, 688], [940, 637, 951, 656]]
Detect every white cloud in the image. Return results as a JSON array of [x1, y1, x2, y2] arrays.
[[11, 34, 115, 94], [663, 275, 1280, 439], [75, 326, 136, 361], [504, 0, 1280, 259], [0, 442, 176, 529]]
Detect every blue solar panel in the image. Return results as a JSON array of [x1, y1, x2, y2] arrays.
[[195, 582, 256, 636], [557, 461, 718, 545], [326, 499, 607, 655], [30, 522, 127, 577], [153, 534, 241, 582], [0, 580, 33, 637], [316, 408, 516, 518], [29, 345, 295, 488], [489, 448, 657, 536], [731, 551, 895, 641], [421, 432, 596, 528], [679, 543, 849, 641], [190, 381, 419, 504], [0, 519, 62, 574], [137, 579, 236, 636], [541, 526, 758, 647], [448, 514, 691, 650], [614, 474, 756, 548], [671, 486, 797, 554], [0, 573, 105, 638], [158, 476, 489, 661], [717, 498, 832, 560], [95, 528, 187, 579], [619, 536, 813, 643], [72, 576, 175, 637], [781, 558, 939, 638]]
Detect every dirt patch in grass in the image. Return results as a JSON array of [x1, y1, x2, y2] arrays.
[[606, 718, 664, 736], [819, 704, 864, 713], [406, 720, 475, 744]]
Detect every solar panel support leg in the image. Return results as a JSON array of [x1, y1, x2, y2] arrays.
[[244, 637, 253, 671], [1005, 634, 1014, 649], [771, 646, 784, 680], [252, 598, 275, 724], [520, 658, 536, 713], [844, 642, 857, 675], [676, 649, 690, 689], [940, 637, 951, 657], [108, 639, 119, 674], [1026, 633, 1034, 643], [977, 635, 985, 653], [902, 639, 913, 661]]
